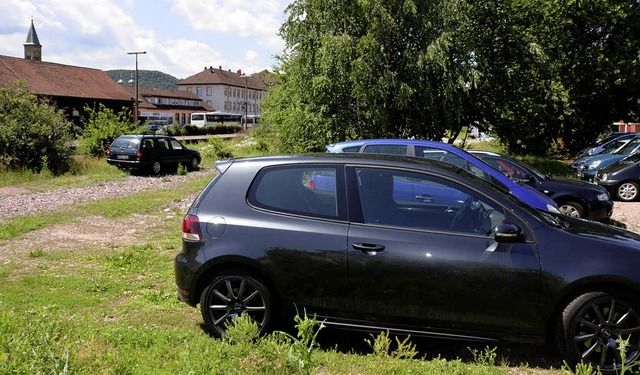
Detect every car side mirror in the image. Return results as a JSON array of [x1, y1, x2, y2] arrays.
[[516, 174, 534, 183], [494, 222, 524, 243]]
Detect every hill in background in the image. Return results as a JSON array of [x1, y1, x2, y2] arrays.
[[105, 70, 179, 90]]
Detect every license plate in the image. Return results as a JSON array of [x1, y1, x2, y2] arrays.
[[116, 155, 129, 160]]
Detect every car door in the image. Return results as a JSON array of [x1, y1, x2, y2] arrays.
[[246, 164, 352, 315], [168, 137, 188, 164], [346, 166, 541, 335]]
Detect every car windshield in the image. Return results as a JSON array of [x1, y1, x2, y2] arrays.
[[614, 137, 640, 155], [602, 140, 628, 154], [621, 153, 640, 164]]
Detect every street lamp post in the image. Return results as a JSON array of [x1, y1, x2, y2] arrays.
[[127, 51, 146, 125]]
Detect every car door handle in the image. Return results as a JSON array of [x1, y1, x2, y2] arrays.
[[352, 243, 385, 255], [415, 194, 433, 202]]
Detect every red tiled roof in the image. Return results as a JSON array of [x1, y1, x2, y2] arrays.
[[177, 66, 269, 90], [0, 55, 131, 101]]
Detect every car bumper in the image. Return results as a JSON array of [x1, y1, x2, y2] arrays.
[[106, 158, 144, 170], [174, 241, 208, 307], [579, 170, 597, 181], [596, 179, 620, 197]]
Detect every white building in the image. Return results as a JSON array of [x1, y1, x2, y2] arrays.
[[176, 66, 273, 119]]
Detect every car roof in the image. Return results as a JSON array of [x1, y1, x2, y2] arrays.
[[326, 139, 464, 151], [216, 153, 469, 176], [117, 134, 174, 139]]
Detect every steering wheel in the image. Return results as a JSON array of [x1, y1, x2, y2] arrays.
[[450, 197, 474, 231]]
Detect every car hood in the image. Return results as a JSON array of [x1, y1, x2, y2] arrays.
[[599, 160, 639, 176], [561, 216, 640, 246], [544, 177, 606, 193], [588, 154, 626, 164]]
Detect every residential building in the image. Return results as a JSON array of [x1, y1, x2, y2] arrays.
[[176, 66, 272, 120]]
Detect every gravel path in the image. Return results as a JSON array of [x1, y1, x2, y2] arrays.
[[0, 169, 214, 219], [0, 171, 637, 234]]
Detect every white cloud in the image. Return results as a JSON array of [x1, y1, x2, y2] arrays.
[[171, 0, 286, 38], [0, 0, 287, 79]]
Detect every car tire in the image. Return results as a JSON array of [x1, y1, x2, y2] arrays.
[[150, 161, 162, 175], [556, 291, 640, 374], [199, 271, 277, 338], [558, 201, 584, 218], [616, 181, 639, 202], [187, 157, 199, 171]]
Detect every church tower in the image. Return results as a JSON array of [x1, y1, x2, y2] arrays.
[[24, 20, 42, 61]]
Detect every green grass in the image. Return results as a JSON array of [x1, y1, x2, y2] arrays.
[[0, 155, 129, 191]]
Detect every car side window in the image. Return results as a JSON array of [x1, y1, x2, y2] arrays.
[[157, 138, 170, 150], [362, 144, 407, 155], [249, 166, 339, 219], [341, 146, 361, 153], [355, 167, 505, 235], [169, 139, 183, 150], [415, 146, 485, 179], [142, 139, 154, 149]]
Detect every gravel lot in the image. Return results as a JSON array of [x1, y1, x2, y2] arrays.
[[0, 170, 637, 233], [0, 169, 214, 220]]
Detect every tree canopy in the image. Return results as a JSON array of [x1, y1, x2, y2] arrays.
[[260, 0, 640, 155]]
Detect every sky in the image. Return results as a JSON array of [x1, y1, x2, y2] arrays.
[[0, 0, 290, 79]]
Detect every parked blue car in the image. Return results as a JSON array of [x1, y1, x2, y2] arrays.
[[575, 135, 640, 181], [325, 139, 560, 213]]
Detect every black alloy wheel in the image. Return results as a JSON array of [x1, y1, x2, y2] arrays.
[[558, 292, 640, 374], [199, 272, 275, 338]]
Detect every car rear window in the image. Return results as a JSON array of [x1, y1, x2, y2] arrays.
[[111, 137, 139, 149], [249, 166, 339, 219]]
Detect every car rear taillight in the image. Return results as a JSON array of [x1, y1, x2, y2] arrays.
[[182, 214, 202, 242], [136, 149, 142, 160], [106, 148, 111, 157]]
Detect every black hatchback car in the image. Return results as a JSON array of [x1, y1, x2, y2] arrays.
[[469, 150, 613, 221], [595, 153, 640, 201], [106, 135, 200, 175], [175, 153, 640, 373]]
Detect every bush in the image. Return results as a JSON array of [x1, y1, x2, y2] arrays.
[[169, 124, 243, 136], [0, 81, 74, 175], [77, 104, 135, 157], [200, 137, 233, 160]]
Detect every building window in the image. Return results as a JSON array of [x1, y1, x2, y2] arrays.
[[196, 87, 203, 97], [206, 87, 212, 96]]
